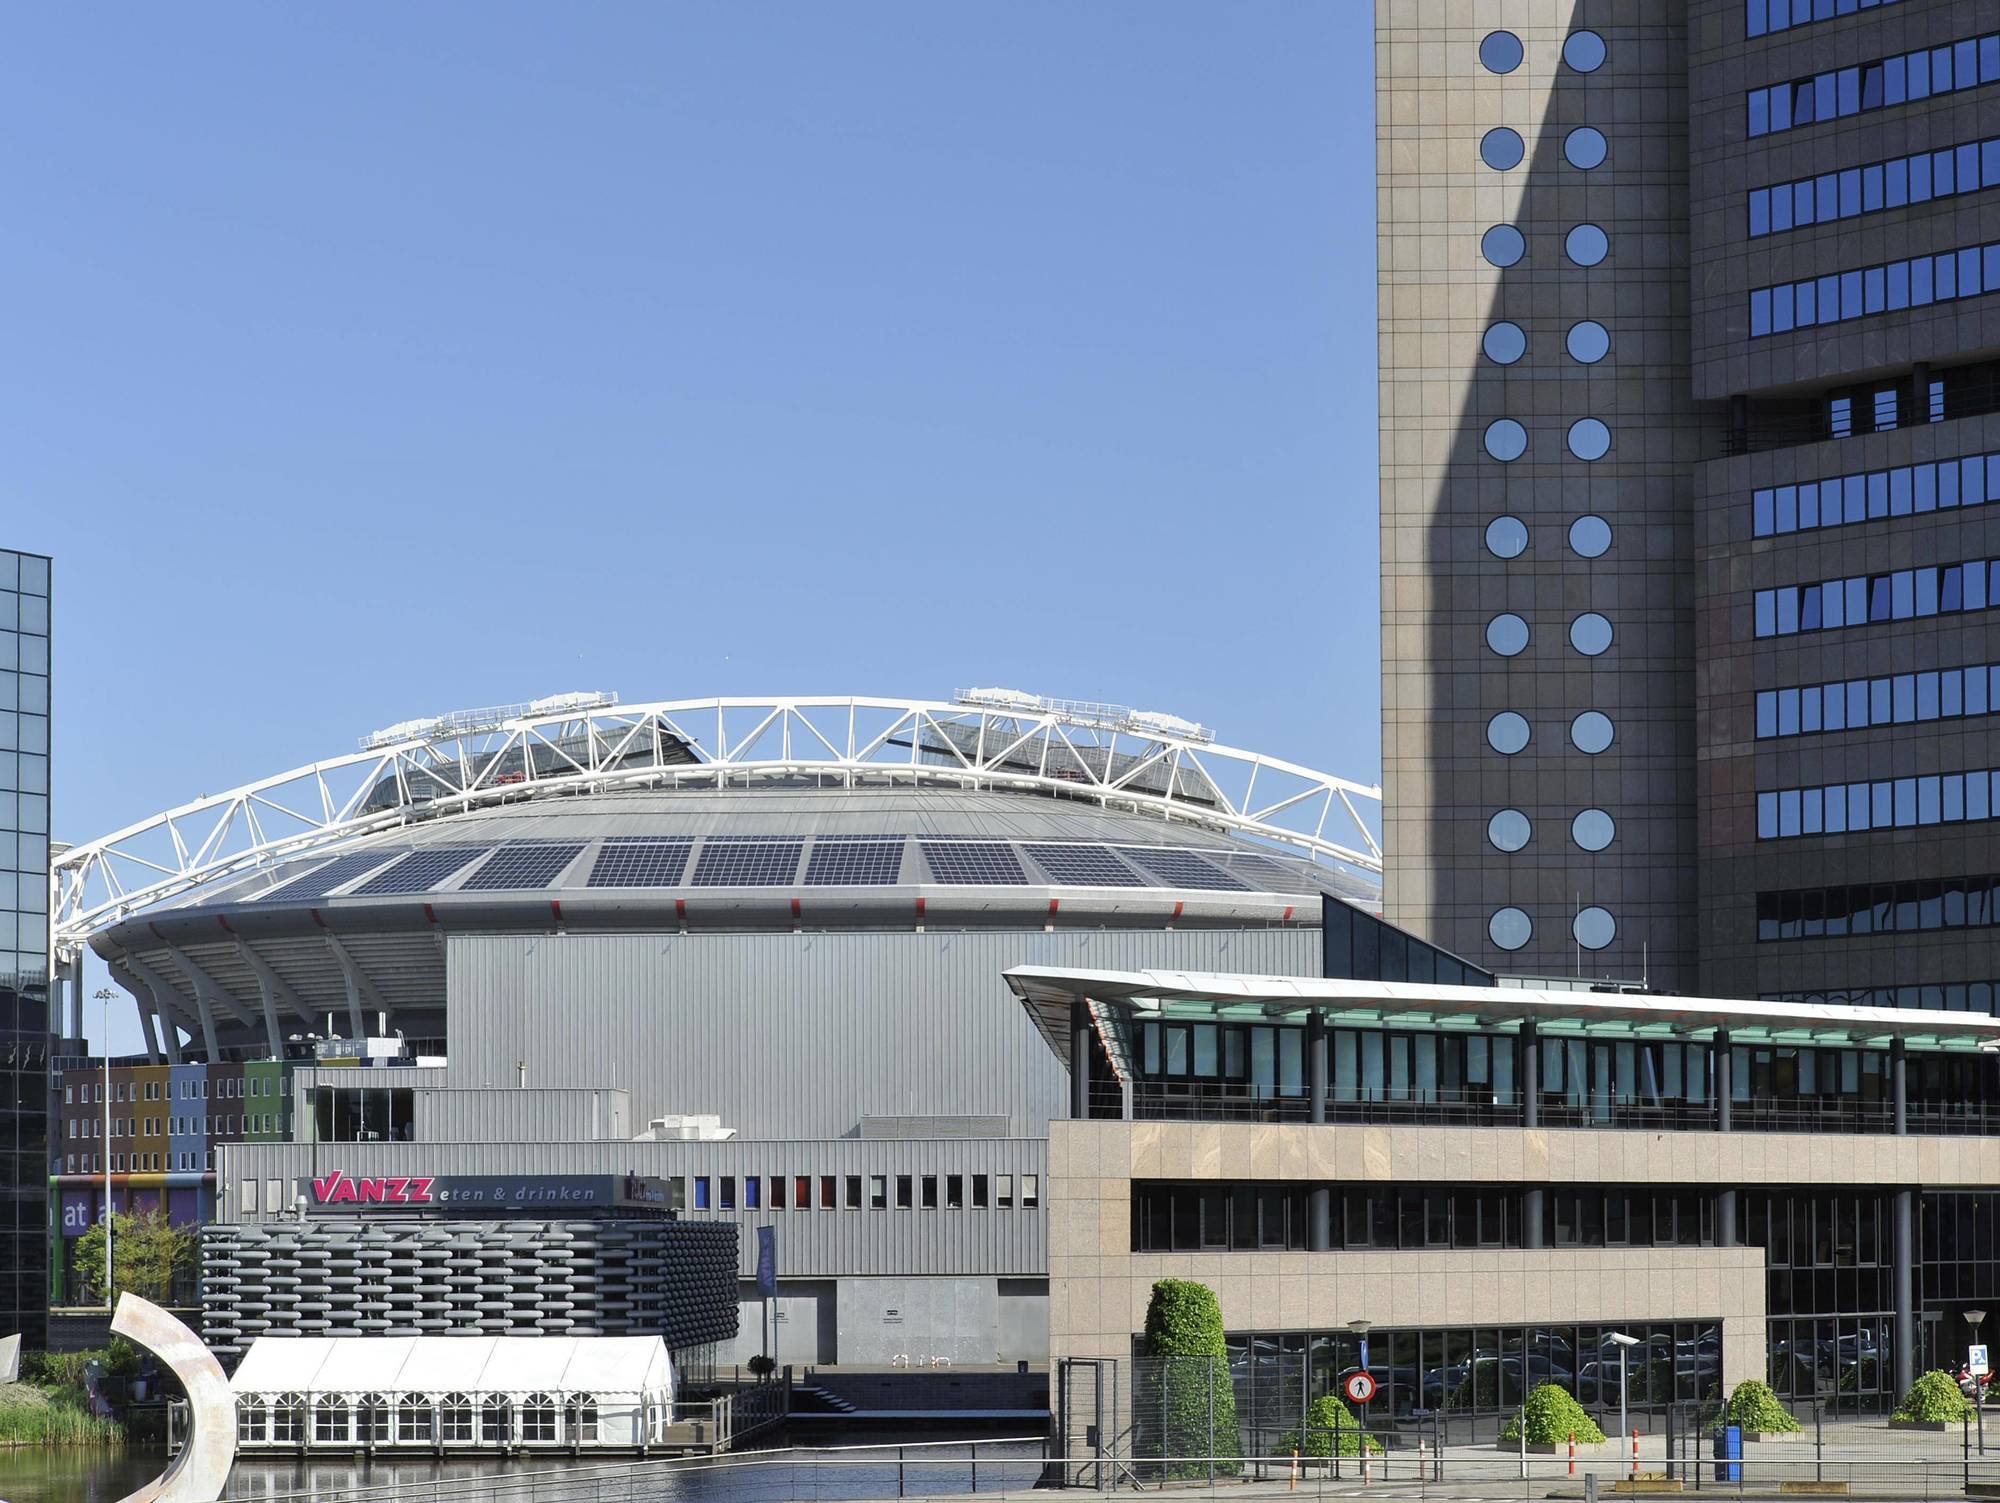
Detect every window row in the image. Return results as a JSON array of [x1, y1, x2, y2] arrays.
[[0, 555, 48, 596], [1750, 239, 2000, 337], [1756, 768, 2000, 839], [1753, 450, 2000, 538], [63, 1152, 203, 1174], [238, 1391, 603, 1447], [1747, 31, 2000, 138], [1751, 134, 2000, 237], [1757, 663, 2000, 739], [1746, 0, 1907, 41], [1753, 557, 2000, 637], [1766, 982, 2000, 1015], [1757, 875, 2000, 941], [687, 1171, 1038, 1213]]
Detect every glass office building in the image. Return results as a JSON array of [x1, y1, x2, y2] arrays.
[[0, 548, 49, 1343]]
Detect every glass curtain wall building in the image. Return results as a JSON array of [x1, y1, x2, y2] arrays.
[[0, 548, 50, 1343], [1379, 0, 2000, 1012]]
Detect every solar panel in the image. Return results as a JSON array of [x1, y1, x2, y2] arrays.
[[459, 841, 587, 892], [1116, 846, 1248, 891], [919, 840, 1028, 885], [1223, 852, 1306, 886], [586, 838, 694, 888], [804, 838, 905, 886], [1024, 843, 1143, 887], [255, 851, 405, 902], [692, 838, 804, 886], [350, 847, 488, 896]]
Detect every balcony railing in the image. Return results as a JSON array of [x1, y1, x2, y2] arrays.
[[1121, 1082, 2000, 1136]]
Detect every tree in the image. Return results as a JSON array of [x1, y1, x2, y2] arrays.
[[1139, 1279, 1239, 1476], [72, 1210, 196, 1307]]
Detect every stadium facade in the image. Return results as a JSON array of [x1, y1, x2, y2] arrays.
[[50, 692, 1386, 1364]]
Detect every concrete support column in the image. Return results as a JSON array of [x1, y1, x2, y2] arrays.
[[1892, 1037, 1907, 1135], [1913, 361, 1933, 421], [1070, 1000, 1091, 1120], [1520, 1020, 1543, 1248], [1306, 1011, 1331, 1250], [1715, 1029, 1732, 1132], [1895, 1187, 1916, 1396]]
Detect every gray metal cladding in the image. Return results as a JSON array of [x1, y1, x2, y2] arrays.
[[444, 928, 1322, 1139], [218, 1138, 1048, 1279], [201, 1218, 737, 1362]]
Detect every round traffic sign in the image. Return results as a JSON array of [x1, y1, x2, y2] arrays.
[[1345, 1371, 1376, 1404]]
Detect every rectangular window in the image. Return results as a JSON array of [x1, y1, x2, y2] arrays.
[[793, 1175, 811, 1209], [719, 1176, 736, 1211], [869, 1174, 887, 1209], [744, 1175, 761, 1209], [896, 1174, 913, 1209], [972, 1174, 989, 1208], [819, 1175, 836, 1210], [1022, 1175, 1040, 1209], [946, 1174, 963, 1209], [693, 1176, 711, 1210], [844, 1174, 861, 1209], [997, 1174, 1014, 1209], [921, 1175, 938, 1209], [770, 1175, 785, 1209]]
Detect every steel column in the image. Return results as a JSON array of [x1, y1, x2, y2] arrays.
[[1070, 999, 1091, 1120]]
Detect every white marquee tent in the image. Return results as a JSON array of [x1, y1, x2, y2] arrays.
[[230, 1335, 676, 1451]]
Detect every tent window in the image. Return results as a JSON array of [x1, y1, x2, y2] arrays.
[[522, 1392, 558, 1444], [569, 1392, 599, 1443], [396, 1396, 433, 1444], [237, 1399, 266, 1444], [481, 1397, 512, 1445], [271, 1394, 303, 1444], [313, 1398, 350, 1444], [440, 1393, 474, 1444]]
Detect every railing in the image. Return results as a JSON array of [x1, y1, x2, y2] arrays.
[[224, 1434, 1052, 1503], [1723, 370, 2000, 457], [1124, 1083, 2000, 1136]]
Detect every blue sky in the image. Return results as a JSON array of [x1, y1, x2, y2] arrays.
[[4, 5, 1378, 1050]]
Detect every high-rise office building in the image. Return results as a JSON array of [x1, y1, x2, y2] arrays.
[[1379, 1, 2000, 1005], [0, 548, 50, 1343]]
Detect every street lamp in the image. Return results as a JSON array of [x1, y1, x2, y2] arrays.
[[91, 987, 116, 1311], [1968, 1309, 1989, 1453], [1609, 1332, 1642, 1477]]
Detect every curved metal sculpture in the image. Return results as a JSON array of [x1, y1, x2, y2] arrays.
[[53, 692, 1383, 957], [112, 1293, 235, 1503]]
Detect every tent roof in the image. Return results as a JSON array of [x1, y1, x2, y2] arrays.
[[230, 1336, 673, 1396]]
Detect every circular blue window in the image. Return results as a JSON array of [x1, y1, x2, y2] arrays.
[[1564, 127, 1607, 170], [1485, 515, 1529, 559], [1480, 31, 1525, 74], [1565, 224, 1609, 266], [1487, 712, 1531, 755], [1481, 128, 1525, 171], [1567, 321, 1610, 364], [1484, 322, 1527, 365], [1482, 225, 1526, 268], [1563, 31, 1607, 73], [1569, 515, 1612, 557], [1489, 908, 1533, 951], [1484, 419, 1528, 462], [1571, 711, 1614, 754], [1567, 418, 1611, 461]]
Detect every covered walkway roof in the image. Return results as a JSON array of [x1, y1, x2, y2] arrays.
[[1003, 965, 2000, 1067], [229, 1335, 673, 1396]]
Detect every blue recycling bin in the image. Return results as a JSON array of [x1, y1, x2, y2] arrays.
[[1712, 1423, 1742, 1482]]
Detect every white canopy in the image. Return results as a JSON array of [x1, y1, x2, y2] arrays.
[[231, 1336, 674, 1400]]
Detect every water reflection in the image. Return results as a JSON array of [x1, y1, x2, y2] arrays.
[[0, 1434, 1048, 1503]]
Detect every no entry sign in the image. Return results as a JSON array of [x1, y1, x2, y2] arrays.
[[1345, 1371, 1377, 1404]]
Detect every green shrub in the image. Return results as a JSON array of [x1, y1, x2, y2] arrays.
[[1893, 1370, 1971, 1424], [1724, 1379, 1801, 1433], [1501, 1382, 1607, 1445], [1139, 1279, 1239, 1476], [0, 1386, 122, 1446], [1279, 1394, 1383, 1457]]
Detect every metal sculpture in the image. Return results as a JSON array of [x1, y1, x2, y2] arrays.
[[112, 1293, 235, 1503]]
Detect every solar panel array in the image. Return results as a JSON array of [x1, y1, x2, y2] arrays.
[[919, 840, 1029, 885], [692, 837, 805, 886], [459, 841, 587, 891], [586, 837, 695, 888], [1223, 852, 1304, 885], [1023, 843, 1143, 887], [254, 851, 405, 902], [351, 847, 490, 896], [804, 838, 905, 886], [1116, 846, 1248, 891]]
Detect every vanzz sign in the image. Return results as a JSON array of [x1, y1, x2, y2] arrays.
[[311, 1173, 435, 1206]]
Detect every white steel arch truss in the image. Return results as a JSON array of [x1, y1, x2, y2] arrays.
[[53, 694, 1382, 958]]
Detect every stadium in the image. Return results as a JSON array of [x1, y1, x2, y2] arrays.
[[50, 690, 1389, 1368]]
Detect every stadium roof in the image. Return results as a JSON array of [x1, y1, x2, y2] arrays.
[[55, 693, 1382, 955]]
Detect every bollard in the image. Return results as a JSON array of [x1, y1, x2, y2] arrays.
[[1290, 1446, 1299, 1491], [1631, 1427, 1639, 1480], [1570, 1432, 1577, 1476]]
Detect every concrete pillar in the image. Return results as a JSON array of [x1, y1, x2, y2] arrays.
[[1306, 1011, 1331, 1250], [1895, 1188, 1916, 1396], [1070, 1000, 1091, 1120], [1520, 1020, 1543, 1248], [1715, 1029, 1733, 1132], [1892, 1037, 1907, 1135]]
